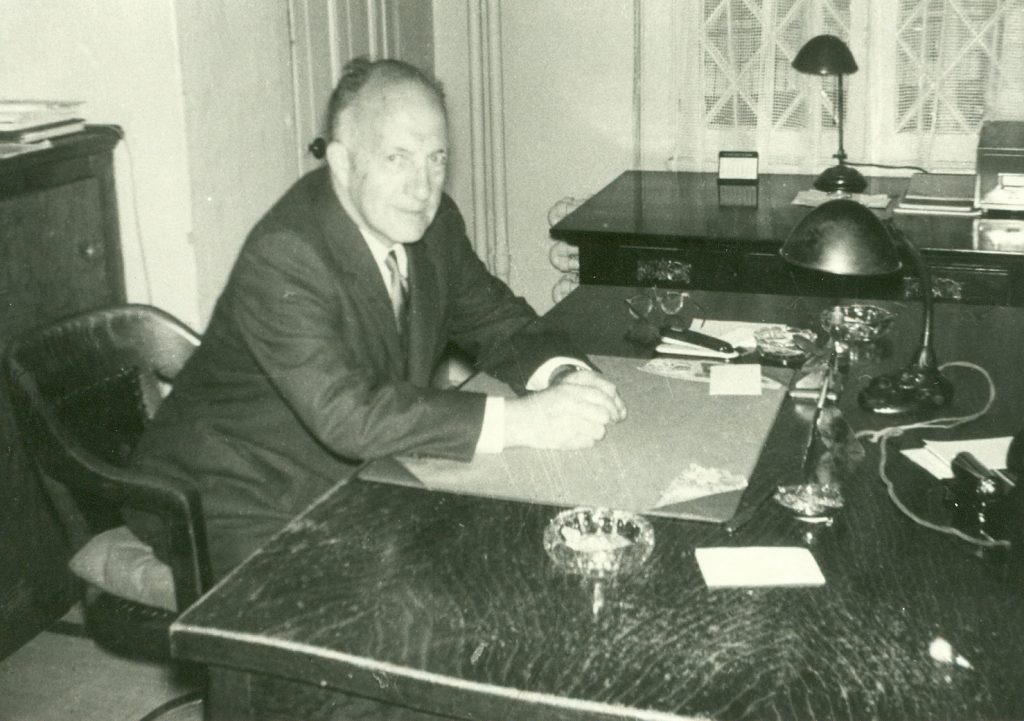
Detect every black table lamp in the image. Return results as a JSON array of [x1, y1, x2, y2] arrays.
[[781, 199, 954, 414], [792, 34, 867, 194]]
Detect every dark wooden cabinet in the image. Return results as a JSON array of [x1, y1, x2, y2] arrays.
[[0, 127, 125, 659], [550, 171, 1024, 306]]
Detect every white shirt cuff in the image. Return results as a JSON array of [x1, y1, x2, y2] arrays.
[[525, 357, 590, 391], [474, 395, 505, 454]]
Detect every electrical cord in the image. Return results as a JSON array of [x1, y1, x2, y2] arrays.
[[845, 160, 930, 174], [856, 361, 1010, 549]]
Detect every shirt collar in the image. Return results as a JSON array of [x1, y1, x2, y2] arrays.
[[360, 231, 408, 279]]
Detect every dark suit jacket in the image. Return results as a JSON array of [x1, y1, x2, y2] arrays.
[[130, 168, 581, 577]]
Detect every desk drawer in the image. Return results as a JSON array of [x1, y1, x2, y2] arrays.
[[900, 262, 1013, 305], [580, 245, 740, 289]]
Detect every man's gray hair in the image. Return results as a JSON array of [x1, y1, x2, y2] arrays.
[[325, 57, 446, 140]]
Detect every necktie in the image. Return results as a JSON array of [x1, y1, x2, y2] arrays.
[[384, 249, 408, 332]]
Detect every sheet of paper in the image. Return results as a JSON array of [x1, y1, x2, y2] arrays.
[[695, 547, 826, 588], [900, 448, 952, 479], [901, 436, 1013, 478], [710, 364, 763, 396], [792, 189, 892, 209], [639, 358, 783, 390]]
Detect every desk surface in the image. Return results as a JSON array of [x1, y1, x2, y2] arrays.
[[171, 286, 1024, 721], [549, 171, 984, 255]]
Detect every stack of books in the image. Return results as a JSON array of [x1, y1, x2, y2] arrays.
[[893, 173, 979, 216], [0, 100, 85, 158]]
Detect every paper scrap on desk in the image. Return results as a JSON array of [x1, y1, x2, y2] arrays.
[[695, 547, 826, 588], [710, 364, 762, 395], [654, 464, 747, 507], [901, 436, 1014, 478]]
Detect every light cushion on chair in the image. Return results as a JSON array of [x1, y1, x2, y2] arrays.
[[69, 526, 177, 612]]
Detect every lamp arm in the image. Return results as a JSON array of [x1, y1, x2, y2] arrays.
[[836, 74, 847, 164], [889, 223, 938, 370]]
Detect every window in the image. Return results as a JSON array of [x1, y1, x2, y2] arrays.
[[640, 0, 1024, 174]]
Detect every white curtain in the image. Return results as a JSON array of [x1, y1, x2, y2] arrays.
[[641, 0, 1024, 176]]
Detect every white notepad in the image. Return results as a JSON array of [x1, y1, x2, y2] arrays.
[[695, 547, 826, 588]]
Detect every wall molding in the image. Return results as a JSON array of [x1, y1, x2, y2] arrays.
[[466, 0, 511, 281]]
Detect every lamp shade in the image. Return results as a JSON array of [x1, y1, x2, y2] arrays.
[[781, 199, 901, 276], [792, 34, 858, 75]]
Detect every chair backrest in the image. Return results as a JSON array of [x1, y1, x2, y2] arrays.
[[3, 304, 211, 608]]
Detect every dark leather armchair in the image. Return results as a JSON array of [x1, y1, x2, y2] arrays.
[[2, 305, 211, 665]]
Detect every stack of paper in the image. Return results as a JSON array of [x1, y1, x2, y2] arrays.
[[0, 100, 85, 145], [894, 173, 979, 216]]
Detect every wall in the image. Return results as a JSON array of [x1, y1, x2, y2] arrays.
[[5, 1, 635, 325], [1, 0, 303, 330], [0, 0, 200, 326], [173, 1, 300, 323], [434, 2, 637, 314]]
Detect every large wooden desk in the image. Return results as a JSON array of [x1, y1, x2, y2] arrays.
[[549, 172, 1024, 306], [171, 286, 1024, 721]]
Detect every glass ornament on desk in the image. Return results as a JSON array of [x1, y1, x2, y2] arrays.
[[774, 349, 847, 524]]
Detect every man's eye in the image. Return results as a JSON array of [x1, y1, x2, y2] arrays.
[[430, 153, 448, 167]]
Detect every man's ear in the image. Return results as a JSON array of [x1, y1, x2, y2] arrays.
[[325, 140, 350, 187]]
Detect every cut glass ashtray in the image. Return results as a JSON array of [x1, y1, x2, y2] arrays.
[[774, 483, 845, 524], [543, 507, 654, 579], [820, 304, 896, 344], [753, 326, 818, 367]]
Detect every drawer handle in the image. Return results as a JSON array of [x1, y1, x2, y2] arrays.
[[78, 242, 101, 260], [636, 259, 692, 285], [901, 276, 964, 301]]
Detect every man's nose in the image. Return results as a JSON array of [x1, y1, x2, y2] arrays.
[[407, 163, 432, 200]]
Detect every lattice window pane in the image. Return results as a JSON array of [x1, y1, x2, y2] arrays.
[[896, 0, 1015, 134], [663, 0, 1024, 172], [701, 0, 853, 131]]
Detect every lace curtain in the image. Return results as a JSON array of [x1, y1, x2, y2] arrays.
[[638, 0, 1024, 175]]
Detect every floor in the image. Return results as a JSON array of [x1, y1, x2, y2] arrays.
[[0, 609, 199, 721]]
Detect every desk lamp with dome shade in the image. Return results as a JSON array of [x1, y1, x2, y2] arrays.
[[792, 34, 867, 195], [781, 198, 954, 415]]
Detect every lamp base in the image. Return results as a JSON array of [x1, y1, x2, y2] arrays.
[[813, 164, 868, 194], [858, 364, 954, 415]]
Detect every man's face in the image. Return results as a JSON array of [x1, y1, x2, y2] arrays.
[[329, 81, 448, 247]]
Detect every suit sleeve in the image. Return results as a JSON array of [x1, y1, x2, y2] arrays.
[[433, 200, 588, 394], [227, 229, 486, 463]]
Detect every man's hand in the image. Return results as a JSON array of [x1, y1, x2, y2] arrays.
[[504, 370, 626, 450]]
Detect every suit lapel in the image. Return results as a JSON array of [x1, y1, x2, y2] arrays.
[[311, 171, 405, 377]]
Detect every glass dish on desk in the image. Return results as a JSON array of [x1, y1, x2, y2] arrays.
[[820, 304, 895, 344], [543, 507, 654, 579], [754, 326, 817, 367]]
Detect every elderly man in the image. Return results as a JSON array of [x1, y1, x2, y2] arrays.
[[129, 57, 625, 579]]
